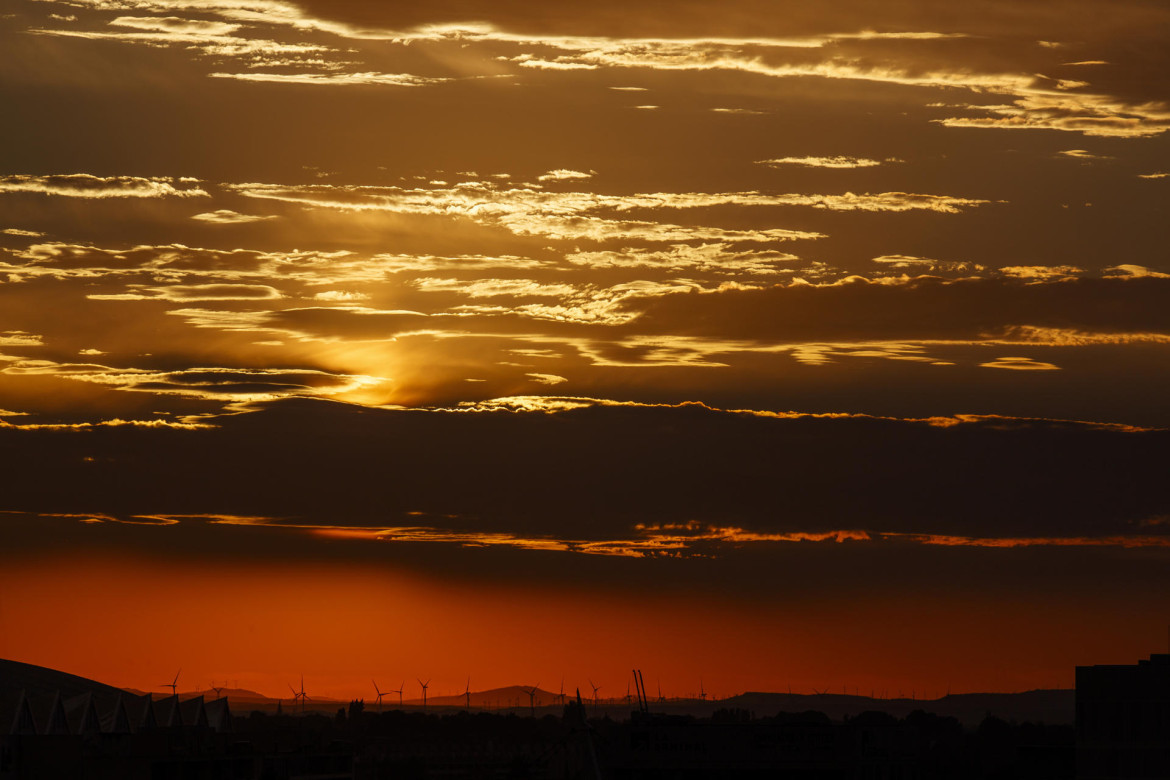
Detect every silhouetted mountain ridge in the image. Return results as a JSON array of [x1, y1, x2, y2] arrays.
[[0, 660, 1073, 725], [0, 658, 125, 700]]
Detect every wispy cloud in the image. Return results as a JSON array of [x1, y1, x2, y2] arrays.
[[88, 283, 283, 301], [999, 265, 1084, 281], [209, 71, 449, 86], [191, 209, 277, 224], [0, 331, 44, 347], [979, 356, 1061, 370], [758, 156, 895, 169], [1058, 149, 1113, 160], [536, 169, 595, 182], [414, 277, 578, 299], [38, 511, 1168, 560], [936, 90, 1170, 138], [567, 243, 800, 275], [0, 174, 209, 199]]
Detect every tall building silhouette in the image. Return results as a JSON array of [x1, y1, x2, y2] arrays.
[[1076, 653, 1170, 779]]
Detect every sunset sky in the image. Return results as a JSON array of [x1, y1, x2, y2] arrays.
[[1, 0, 1168, 704]]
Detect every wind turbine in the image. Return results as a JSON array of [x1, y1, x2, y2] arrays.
[[462, 677, 471, 711], [657, 680, 665, 703], [699, 679, 707, 701], [558, 678, 567, 706], [588, 679, 601, 704], [625, 680, 632, 706], [211, 684, 225, 699], [372, 680, 388, 714], [393, 682, 404, 708], [162, 670, 180, 697], [417, 678, 430, 710], [288, 676, 309, 714], [524, 683, 540, 717]]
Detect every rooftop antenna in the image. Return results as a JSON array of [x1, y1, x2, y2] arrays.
[[393, 681, 404, 708], [588, 679, 601, 704], [633, 669, 649, 714], [372, 680, 388, 714], [525, 683, 540, 717], [463, 677, 471, 711], [418, 678, 430, 710], [162, 669, 180, 697]]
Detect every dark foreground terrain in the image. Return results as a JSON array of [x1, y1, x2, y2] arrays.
[[1, 658, 1076, 779]]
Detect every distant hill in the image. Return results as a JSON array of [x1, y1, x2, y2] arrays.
[[0, 658, 126, 700], [424, 685, 559, 709], [0, 660, 289, 712], [0, 660, 1074, 725]]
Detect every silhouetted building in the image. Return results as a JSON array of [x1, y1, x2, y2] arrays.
[[1, 690, 247, 779], [1076, 653, 1170, 779]]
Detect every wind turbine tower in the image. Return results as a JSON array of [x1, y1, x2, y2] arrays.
[[589, 679, 601, 704], [463, 677, 471, 711], [372, 680, 388, 714], [418, 678, 430, 710], [162, 669, 181, 697], [525, 683, 540, 717]]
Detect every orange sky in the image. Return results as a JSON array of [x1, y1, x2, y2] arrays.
[[1, 551, 1163, 700]]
